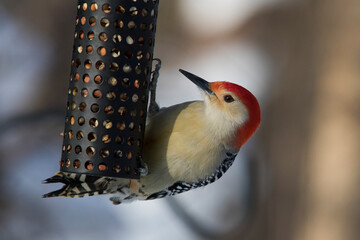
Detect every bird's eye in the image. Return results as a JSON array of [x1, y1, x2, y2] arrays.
[[224, 95, 234, 103]]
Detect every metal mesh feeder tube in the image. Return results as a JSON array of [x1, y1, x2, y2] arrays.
[[60, 0, 159, 179]]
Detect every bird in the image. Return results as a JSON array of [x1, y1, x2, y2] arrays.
[[43, 69, 261, 205]]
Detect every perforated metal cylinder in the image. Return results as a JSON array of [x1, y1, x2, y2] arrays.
[[60, 0, 159, 179]]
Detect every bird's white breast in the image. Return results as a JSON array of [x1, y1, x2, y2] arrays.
[[141, 101, 228, 194]]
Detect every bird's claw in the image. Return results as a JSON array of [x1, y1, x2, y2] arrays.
[[137, 162, 148, 177], [137, 156, 148, 176]]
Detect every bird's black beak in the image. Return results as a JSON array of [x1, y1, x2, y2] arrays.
[[179, 69, 214, 95]]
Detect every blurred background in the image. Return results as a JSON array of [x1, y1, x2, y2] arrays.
[[0, 0, 359, 239]]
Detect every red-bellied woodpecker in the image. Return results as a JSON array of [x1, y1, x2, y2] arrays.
[[43, 69, 261, 205]]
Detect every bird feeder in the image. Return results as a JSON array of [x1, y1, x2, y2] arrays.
[[60, 0, 159, 179]]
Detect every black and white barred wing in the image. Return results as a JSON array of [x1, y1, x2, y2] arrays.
[[146, 153, 237, 200]]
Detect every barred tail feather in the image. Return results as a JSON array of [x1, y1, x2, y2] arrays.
[[42, 172, 112, 198]]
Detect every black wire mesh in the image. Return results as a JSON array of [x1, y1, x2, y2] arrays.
[[60, 0, 159, 179]]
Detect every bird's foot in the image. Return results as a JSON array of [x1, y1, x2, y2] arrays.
[[137, 162, 148, 177]]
